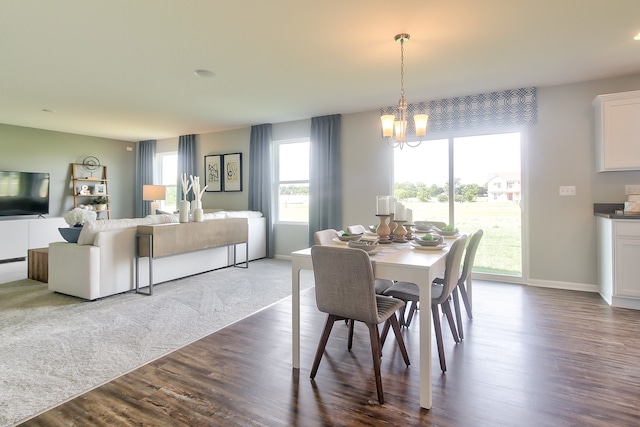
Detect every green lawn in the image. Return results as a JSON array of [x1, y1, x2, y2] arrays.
[[279, 200, 522, 276]]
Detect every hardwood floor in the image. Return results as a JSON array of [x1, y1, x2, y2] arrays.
[[19, 281, 640, 426]]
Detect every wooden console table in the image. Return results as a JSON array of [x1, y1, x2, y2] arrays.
[[28, 247, 49, 283], [135, 219, 249, 296]]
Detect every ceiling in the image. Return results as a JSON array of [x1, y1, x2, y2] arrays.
[[1, 1, 639, 142]]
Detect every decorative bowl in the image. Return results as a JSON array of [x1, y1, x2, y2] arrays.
[[436, 228, 458, 236], [413, 234, 444, 246], [414, 221, 433, 231], [337, 233, 362, 242], [347, 240, 378, 251]]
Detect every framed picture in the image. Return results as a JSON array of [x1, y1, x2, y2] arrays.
[[223, 152, 243, 192], [204, 155, 222, 192], [93, 184, 106, 195]]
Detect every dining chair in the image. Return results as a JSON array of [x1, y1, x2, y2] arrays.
[[314, 228, 337, 245], [310, 245, 410, 404], [434, 229, 483, 340], [382, 235, 467, 372]]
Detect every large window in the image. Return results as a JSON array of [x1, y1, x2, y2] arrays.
[[156, 152, 177, 213], [394, 132, 522, 278], [276, 140, 309, 222]]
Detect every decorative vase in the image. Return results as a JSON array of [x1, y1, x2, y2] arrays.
[[193, 208, 204, 222], [179, 200, 190, 223], [190, 199, 201, 214]]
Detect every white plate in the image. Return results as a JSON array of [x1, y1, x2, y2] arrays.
[[410, 242, 446, 251], [442, 234, 460, 239], [332, 237, 348, 244]]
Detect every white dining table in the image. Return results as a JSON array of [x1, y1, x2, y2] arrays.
[[291, 238, 452, 409]]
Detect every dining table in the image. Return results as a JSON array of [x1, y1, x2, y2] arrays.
[[291, 232, 458, 409]]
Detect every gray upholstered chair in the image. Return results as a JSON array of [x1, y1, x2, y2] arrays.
[[310, 245, 410, 404], [435, 229, 483, 340], [313, 228, 337, 245], [383, 235, 468, 372]]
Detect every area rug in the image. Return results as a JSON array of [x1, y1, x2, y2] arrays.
[[0, 259, 314, 427]]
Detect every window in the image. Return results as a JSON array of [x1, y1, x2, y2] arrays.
[[276, 140, 309, 222], [156, 152, 177, 213]]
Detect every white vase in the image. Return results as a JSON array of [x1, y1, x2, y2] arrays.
[[190, 199, 202, 214], [193, 208, 204, 222], [179, 200, 190, 223]]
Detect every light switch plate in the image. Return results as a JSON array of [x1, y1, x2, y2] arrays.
[[559, 186, 576, 196], [625, 185, 640, 195]]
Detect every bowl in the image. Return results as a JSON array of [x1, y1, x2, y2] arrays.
[[368, 225, 378, 232], [414, 221, 433, 231], [437, 228, 459, 236], [347, 240, 378, 251], [413, 234, 444, 246], [337, 233, 362, 242]]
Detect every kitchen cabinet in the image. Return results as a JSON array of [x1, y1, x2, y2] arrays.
[[597, 217, 640, 309], [593, 90, 640, 172]]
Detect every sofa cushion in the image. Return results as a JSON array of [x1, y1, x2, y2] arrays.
[[77, 218, 153, 245], [224, 210, 263, 218], [146, 214, 180, 224]]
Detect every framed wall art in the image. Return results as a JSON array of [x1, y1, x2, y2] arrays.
[[204, 154, 222, 192], [93, 183, 106, 195], [223, 152, 243, 192]]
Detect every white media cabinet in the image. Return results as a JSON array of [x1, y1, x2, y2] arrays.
[[0, 217, 66, 261]]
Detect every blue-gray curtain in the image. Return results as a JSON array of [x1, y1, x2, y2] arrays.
[[309, 114, 342, 246], [135, 140, 156, 217], [248, 124, 274, 258], [177, 134, 197, 202]]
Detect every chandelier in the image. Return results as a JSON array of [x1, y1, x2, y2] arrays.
[[380, 33, 428, 149]]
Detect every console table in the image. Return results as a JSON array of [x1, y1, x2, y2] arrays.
[[135, 219, 249, 296]]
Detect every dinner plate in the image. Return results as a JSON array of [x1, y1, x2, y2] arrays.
[[442, 234, 460, 239], [410, 242, 446, 251]]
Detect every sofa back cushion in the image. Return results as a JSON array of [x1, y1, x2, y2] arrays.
[[77, 218, 153, 245]]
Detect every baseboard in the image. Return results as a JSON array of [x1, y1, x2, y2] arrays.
[[526, 278, 598, 293]]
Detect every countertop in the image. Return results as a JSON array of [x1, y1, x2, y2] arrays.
[[594, 203, 640, 219]]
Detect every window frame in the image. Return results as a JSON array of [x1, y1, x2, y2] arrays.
[[274, 138, 310, 224]]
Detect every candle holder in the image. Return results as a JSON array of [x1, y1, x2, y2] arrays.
[[375, 214, 392, 244], [393, 220, 408, 243], [388, 213, 397, 237], [404, 223, 415, 240]]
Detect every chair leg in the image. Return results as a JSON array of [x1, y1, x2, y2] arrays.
[[431, 304, 446, 372], [311, 314, 338, 379], [459, 281, 473, 319], [452, 287, 464, 340], [397, 304, 407, 327], [347, 319, 355, 350], [389, 313, 410, 366], [366, 322, 385, 404], [405, 301, 418, 327], [441, 299, 460, 343], [380, 319, 391, 349]]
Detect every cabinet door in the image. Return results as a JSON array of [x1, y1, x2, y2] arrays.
[[614, 238, 640, 298], [595, 93, 640, 171]]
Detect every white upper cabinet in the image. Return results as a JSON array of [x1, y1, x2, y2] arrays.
[[593, 90, 640, 172]]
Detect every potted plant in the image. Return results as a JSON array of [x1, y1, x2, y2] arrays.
[[93, 196, 108, 211]]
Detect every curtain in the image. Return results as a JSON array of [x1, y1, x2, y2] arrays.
[[135, 140, 156, 217], [381, 87, 537, 137], [308, 114, 342, 246], [177, 134, 197, 202], [248, 124, 274, 258]]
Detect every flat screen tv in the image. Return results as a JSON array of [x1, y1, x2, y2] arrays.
[[0, 171, 50, 217]]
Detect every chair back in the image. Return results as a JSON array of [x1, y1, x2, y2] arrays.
[[459, 229, 483, 285], [347, 224, 367, 235], [433, 235, 468, 305], [311, 245, 379, 324], [314, 229, 337, 245]]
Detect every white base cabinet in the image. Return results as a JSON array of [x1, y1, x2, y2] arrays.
[[0, 217, 67, 260], [597, 217, 640, 309]]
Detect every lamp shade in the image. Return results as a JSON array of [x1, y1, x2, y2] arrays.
[[381, 115, 395, 138], [143, 185, 167, 201], [414, 114, 429, 136]]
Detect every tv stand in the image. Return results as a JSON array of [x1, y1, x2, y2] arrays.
[[0, 217, 66, 261]]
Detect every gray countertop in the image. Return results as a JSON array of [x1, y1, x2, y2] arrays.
[[594, 203, 640, 219]]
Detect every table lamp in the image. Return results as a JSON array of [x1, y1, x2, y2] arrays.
[[143, 185, 167, 214]]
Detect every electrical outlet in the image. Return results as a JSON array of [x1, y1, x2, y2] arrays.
[[559, 186, 576, 196], [625, 185, 640, 195]]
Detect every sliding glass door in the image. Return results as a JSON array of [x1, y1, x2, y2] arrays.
[[394, 131, 523, 279]]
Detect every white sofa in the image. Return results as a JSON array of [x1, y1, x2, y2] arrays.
[[48, 211, 266, 300]]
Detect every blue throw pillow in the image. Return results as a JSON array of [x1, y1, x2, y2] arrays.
[[58, 227, 82, 243]]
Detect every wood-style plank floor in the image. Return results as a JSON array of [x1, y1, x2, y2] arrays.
[[19, 281, 640, 426]]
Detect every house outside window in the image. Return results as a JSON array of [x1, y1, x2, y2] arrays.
[[275, 140, 309, 223]]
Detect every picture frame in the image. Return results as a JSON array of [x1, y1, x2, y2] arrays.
[[223, 152, 243, 192], [204, 154, 223, 192], [93, 184, 106, 195]]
